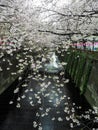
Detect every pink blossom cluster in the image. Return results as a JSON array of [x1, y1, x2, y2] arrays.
[[71, 42, 98, 46], [0, 38, 15, 45]]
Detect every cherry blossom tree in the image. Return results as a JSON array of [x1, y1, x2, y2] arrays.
[[0, 0, 98, 47]]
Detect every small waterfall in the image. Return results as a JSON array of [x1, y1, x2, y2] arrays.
[[44, 52, 63, 73]]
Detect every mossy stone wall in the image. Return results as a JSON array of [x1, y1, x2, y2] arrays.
[[56, 47, 98, 108]]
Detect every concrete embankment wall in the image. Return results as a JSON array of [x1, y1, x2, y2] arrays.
[[57, 47, 98, 108], [0, 48, 32, 95]]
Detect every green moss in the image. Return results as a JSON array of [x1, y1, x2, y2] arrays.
[[71, 56, 79, 79], [65, 52, 72, 73], [57, 47, 95, 95], [80, 58, 93, 94], [76, 55, 86, 87], [69, 51, 76, 75]]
